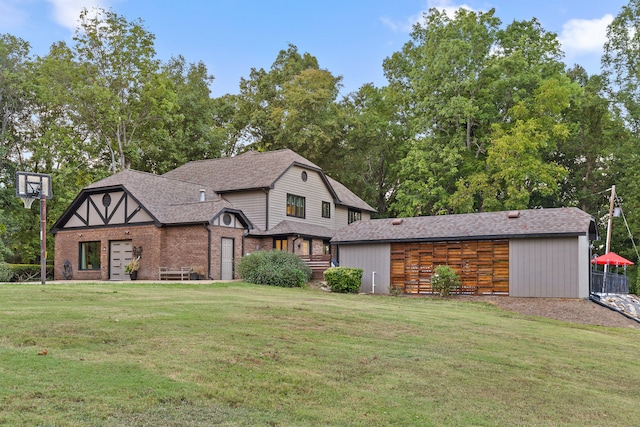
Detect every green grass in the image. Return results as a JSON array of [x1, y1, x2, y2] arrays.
[[1, 282, 639, 426]]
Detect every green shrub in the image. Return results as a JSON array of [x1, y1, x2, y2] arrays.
[[238, 250, 311, 288], [324, 267, 363, 293], [431, 265, 460, 296], [0, 262, 12, 282]]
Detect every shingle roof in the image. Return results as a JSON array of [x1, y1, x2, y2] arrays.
[[163, 149, 375, 212], [327, 176, 375, 212], [249, 220, 336, 239], [163, 149, 321, 192], [86, 169, 234, 225], [331, 208, 597, 244]]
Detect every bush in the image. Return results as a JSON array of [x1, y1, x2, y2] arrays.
[[238, 250, 311, 288], [431, 265, 460, 296], [324, 267, 363, 293], [3, 264, 54, 282], [0, 262, 12, 282]]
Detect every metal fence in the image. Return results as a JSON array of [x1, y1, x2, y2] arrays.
[[591, 270, 629, 294]]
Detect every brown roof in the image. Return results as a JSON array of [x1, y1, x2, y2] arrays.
[[331, 208, 597, 244], [164, 149, 375, 212], [163, 149, 320, 192], [327, 176, 375, 212], [249, 220, 336, 239], [86, 169, 235, 225]]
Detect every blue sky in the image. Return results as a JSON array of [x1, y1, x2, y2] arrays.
[[0, 0, 630, 97]]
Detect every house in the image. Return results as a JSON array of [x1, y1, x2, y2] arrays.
[[331, 208, 598, 298], [51, 149, 376, 281]]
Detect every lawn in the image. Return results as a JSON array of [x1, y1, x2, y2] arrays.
[[1, 281, 639, 426]]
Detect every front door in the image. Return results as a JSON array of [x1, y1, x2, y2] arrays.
[[300, 239, 311, 256], [221, 238, 234, 280], [110, 240, 132, 280]]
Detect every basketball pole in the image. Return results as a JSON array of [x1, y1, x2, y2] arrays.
[[40, 190, 47, 285]]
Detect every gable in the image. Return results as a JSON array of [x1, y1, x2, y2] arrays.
[[52, 187, 155, 231]]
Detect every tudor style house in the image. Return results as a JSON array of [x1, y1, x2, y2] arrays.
[[51, 149, 376, 281]]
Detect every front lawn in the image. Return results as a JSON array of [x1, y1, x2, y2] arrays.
[[1, 282, 639, 426]]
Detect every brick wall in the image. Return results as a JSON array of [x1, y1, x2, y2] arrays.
[[54, 223, 337, 281], [54, 224, 247, 281], [54, 224, 161, 281]]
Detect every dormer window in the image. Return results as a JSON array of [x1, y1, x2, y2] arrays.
[[287, 194, 305, 218]]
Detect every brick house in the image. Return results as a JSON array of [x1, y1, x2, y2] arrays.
[[51, 149, 375, 281]]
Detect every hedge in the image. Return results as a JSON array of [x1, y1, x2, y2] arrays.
[[323, 267, 363, 293]]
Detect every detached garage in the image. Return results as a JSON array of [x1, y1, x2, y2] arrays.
[[331, 208, 598, 298]]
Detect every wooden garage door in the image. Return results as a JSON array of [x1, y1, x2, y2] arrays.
[[390, 240, 509, 295]]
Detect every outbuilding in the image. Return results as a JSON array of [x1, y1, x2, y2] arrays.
[[331, 208, 598, 298]]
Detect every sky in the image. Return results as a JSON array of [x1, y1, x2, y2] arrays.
[[0, 0, 631, 97]]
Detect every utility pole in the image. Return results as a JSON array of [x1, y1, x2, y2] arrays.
[[605, 185, 616, 274]]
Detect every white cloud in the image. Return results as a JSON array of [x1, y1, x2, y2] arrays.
[[426, 0, 474, 21], [381, 0, 476, 33], [559, 14, 614, 56], [45, 0, 107, 31]]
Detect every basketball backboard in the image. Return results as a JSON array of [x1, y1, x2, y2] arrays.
[[15, 172, 53, 199]]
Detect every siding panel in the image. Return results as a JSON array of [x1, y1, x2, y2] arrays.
[[509, 237, 580, 298], [339, 244, 390, 294], [270, 166, 336, 230], [224, 190, 267, 231]]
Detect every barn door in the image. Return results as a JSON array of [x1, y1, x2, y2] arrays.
[[110, 240, 132, 280], [221, 238, 234, 280]]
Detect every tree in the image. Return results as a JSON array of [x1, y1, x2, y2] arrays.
[[236, 44, 344, 169], [340, 84, 408, 216], [603, 0, 640, 133], [384, 8, 500, 215], [602, 0, 640, 265], [385, 7, 573, 215], [69, 7, 168, 171], [135, 55, 221, 173]]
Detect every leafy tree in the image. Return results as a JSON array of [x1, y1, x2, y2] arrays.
[[69, 7, 167, 171], [384, 8, 501, 215], [236, 44, 344, 169], [603, 0, 640, 134], [340, 84, 408, 216], [602, 0, 640, 264], [559, 66, 628, 214], [136, 55, 221, 173]]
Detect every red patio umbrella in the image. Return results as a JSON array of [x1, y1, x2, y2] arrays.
[[591, 252, 634, 266]]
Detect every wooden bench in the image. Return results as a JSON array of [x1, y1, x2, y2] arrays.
[[159, 267, 191, 281]]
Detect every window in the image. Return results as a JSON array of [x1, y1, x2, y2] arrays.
[[274, 238, 288, 251], [322, 201, 331, 218], [287, 194, 305, 218], [348, 209, 362, 224], [79, 241, 100, 270], [323, 240, 331, 255]]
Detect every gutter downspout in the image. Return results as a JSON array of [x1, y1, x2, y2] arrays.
[[264, 188, 269, 231]]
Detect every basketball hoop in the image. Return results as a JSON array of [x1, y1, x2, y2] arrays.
[[21, 197, 35, 210], [15, 171, 53, 285]]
